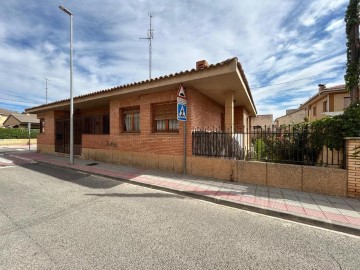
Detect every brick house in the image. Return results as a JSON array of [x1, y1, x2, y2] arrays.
[[25, 58, 257, 172]]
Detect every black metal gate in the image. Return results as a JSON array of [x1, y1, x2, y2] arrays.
[[55, 119, 82, 155]]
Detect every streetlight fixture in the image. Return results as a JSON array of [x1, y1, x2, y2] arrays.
[[59, 5, 74, 165]]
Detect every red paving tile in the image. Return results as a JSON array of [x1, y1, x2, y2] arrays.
[[240, 196, 256, 204], [268, 201, 287, 211], [303, 208, 327, 220], [254, 198, 270, 208], [323, 211, 350, 224], [285, 204, 306, 215], [226, 193, 243, 201], [344, 216, 360, 226]]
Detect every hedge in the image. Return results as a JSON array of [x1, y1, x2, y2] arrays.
[[0, 128, 39, 139]]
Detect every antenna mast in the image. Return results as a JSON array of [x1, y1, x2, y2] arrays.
[[44, 78, 49, 104], [140, 13, 154, 80]]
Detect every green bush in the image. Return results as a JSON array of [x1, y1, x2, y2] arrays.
[[0, 128, 39, 139], [310, 101, 360, 150], [254, 138, 266, 159]]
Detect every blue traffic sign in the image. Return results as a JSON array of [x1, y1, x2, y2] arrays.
[[177, 103, 187, 121]]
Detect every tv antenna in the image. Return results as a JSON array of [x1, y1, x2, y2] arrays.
[[139, 12, 154, 80], [44, 78, 50, 104]]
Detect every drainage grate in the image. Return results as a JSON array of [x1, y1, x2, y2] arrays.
[[86, 162, 98, 166]]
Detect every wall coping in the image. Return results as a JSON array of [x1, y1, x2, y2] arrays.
[[344, 137, 360, 140]]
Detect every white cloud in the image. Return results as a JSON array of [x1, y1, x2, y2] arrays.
[[0, 0, 349, 119], [299, 0, 348, 27], [325, 18, 344, 32]]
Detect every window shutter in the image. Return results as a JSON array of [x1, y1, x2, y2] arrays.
[[153, 103, 177, 120]]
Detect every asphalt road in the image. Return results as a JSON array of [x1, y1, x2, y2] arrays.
[[1, 162, 360, 270]]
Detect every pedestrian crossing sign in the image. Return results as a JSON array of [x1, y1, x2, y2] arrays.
[[177, 103, 187, 121]]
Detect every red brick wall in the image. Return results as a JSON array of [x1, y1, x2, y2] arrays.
[[82, 89, 183, 155], [83, 88, 225, 156], [188, 89, 224, 130], [37, 111, 55, 145]]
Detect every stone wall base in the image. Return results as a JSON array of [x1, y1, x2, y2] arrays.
[[81, 148, 348, 198]]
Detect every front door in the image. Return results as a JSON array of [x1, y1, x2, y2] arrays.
[[55, 119, 82, 155]]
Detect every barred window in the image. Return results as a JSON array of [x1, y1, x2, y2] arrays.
[[84, 115, 109, 134]]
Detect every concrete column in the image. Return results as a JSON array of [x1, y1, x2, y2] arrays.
[[225, 91, 234, 133], [346, 138, 360, 198]]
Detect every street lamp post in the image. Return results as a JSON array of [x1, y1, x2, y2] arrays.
[[59, 5, 74, 165]]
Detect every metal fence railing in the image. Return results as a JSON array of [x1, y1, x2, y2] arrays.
[[192, 126, 345, 168]]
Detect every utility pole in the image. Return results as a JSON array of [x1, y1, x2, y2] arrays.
[[140, 13, 154, 80]]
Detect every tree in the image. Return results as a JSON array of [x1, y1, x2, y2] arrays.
[[345, 0, 360, 103]]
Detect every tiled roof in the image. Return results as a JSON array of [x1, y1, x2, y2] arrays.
[[0, 108, 16, 115], [26, 57, 255, 112], [325, 84, 346, 91], [10, 113, 39, 124]]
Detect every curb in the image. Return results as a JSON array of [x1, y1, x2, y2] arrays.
[[29, 158, 360, 237]]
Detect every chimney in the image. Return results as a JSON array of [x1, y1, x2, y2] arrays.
[[318, 84, 326, 92], [196, 60, 209, 70]]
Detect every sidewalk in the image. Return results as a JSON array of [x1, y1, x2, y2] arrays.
[[3, 151, 360, 236]]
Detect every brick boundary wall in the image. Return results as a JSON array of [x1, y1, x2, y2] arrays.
[[346, 138, 360, 198], [0, 139, 37, 146], [80, 147, 348, 198]]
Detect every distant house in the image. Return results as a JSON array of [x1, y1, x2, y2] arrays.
[[250, 114, 274, 131], [3, 113, 40, 129], [0, 108, 16, 128], [274, 108, 307, 128], [300, 84, 351, 122]]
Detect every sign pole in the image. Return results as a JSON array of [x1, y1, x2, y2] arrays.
[[177, 84, 187, 175], [28, 122, 31, 151], [184, 121, 186, 174]]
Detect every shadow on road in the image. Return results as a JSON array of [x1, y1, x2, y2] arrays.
[[21, 163, 122, 189], [85, 192, 185, 199]]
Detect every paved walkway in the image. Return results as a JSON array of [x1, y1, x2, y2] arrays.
[[2, 150, 360, 236]]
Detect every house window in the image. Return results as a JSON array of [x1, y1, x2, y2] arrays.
[[312, 106, 317, 116], [84, 115, 109, 134], [84, 117, 95, 134], [122, 107, 140, 132], [344, 97, 351, 109], [153, 102, 178, 132], [323, 101, 327, 112], [40, 118, 45, 133]]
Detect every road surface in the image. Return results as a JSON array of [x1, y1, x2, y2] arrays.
[[1, 162, 359, 269]]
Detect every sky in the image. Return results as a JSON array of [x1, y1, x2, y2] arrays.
[[0, 0, 349, 119]]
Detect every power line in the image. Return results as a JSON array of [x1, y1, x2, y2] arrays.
[[0, 97, 40, 105], [251, 75, 320, 89], [0, 90, 43, 104]]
